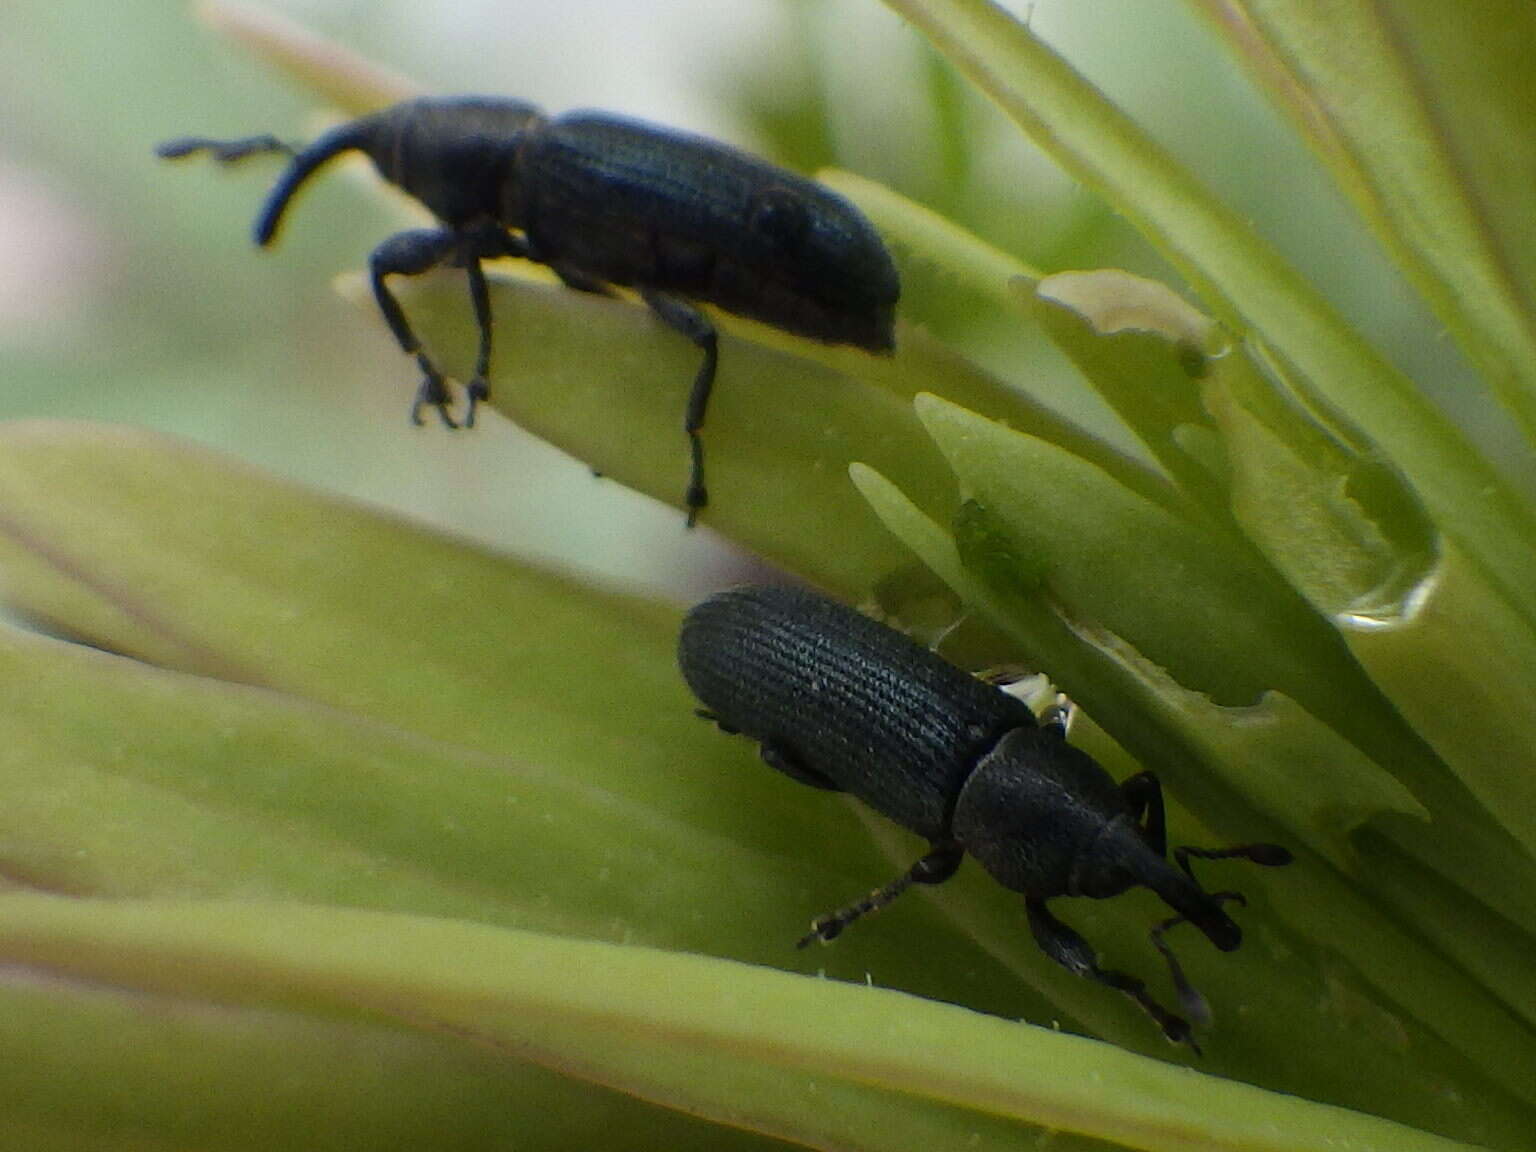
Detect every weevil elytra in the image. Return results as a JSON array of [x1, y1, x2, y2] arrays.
[[158, 96, 901, 526], [678, 584, 1291, 1050]]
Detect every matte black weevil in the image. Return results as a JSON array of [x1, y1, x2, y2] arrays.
[[678, 585, 1291, 1050], [157, 96, 900, 526]]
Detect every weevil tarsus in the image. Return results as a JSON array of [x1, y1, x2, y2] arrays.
[[1028, 896, 1199, 1052], [797, 843, 964, 948]]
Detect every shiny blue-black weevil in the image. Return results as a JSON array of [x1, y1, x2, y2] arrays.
[[679, 585, 1291, 1051], [158, 96, 900, 526]]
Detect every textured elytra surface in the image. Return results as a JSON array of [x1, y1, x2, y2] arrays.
[[521, 112, 900, 348], [679, 585, 1037, 839]]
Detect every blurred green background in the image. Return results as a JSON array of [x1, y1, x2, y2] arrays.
[[0, 0, 1497, 598]]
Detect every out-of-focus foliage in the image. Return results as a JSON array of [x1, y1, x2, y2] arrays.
[[0, 2, 1533, 1150]]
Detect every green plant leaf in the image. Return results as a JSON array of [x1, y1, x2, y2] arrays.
[[879, 0, 1536, 635], [1189, 0, 1536, 441], [817, 168, 1043, 304], [1023, 268, 1228, 515], [1206, 365, 1536, 853], [0, 893, 1498, 1152], [0, 420, 1037, 999], [914, 392, 1362, 724], [850, 463, 1536, 1141], [197, 0, 417, 114], [0, 955, 766, 1152], [913, 387, 1536, 942]]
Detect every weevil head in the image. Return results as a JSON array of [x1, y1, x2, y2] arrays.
[[954, 726, 1134, 899], [955, 726, 1245, 951], [376, 97, 546, 230]]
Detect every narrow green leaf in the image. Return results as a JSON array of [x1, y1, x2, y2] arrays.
[[0, 621, 870, 957], [1207, 368, 1536, 852], [361, 271, 961, 591], [1057, 620, 1536, 1120], [0, 424, 1051, 1014], [0, 969, 760, 1152], [343, 265, 1168, 587], [0, 894, 1497, 1152], [817, 168, 1043, 304], [880, 0, 1536, 632], [850, 464, 1536, 1140], [1190, 0, 1536, 440], [1342, 541, 1536, 853], [914, 392, 1357, 719], [919, 391, 1536, 946], [198, 0, 417, 114], [1025, 269, 1227, 514]]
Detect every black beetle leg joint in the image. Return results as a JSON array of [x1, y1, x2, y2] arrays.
[[1038, 693, 1075, 734], [1244, 843, 1294, 867], [1151, 913, 1214, 1028], [795, 918, 843, 949]]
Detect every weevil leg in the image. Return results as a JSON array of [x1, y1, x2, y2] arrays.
[[155, 134, 297, 163], [976, 664, 1035, 688], [1120, 771, 1168, 857], [640, 288, 717, 528], [553, 264, 615, 296], [457, 227, 532, 427], [1038, 693, 1076, 736], [692, 707, 735, 732], [463, 259, 493, 428], [1174, 843, 1294, 884], [369, 228, 461, 427], [1148, 890, 1247, 1026], [1025, 897, 1198, 1053], [796, 843, 963, 949], [760, 740, 841, 791]]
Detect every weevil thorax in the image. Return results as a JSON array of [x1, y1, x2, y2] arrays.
[[366, 97, 546, 230], [952, 726, 1131, 899]]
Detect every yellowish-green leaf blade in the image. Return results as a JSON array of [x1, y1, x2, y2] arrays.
[[849, 464, 1536, 1139], [1058, 621, 1536, 1119], [0, 965, 760, 1152], [914, 393, 1370, 732], [340, 272, 962, 593], [0, 621, 854, 956], [1349, 829, 1536, 1036], [1024, 269, 1228, 514], [879, 0, 1536, 631], [858, 435, 1536, 1115], [197, 0, 417, 114], [1190, 0, 1536, 440], [355, 265, 1163, 590], [1343, 542, 1536, 851], [0, 893, 1498, 1152], [1207, 366, 1536, 855], [818, 168, 1043, 306], [0, 426, 1058, 1014], [914, 392, 1536, 941]]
